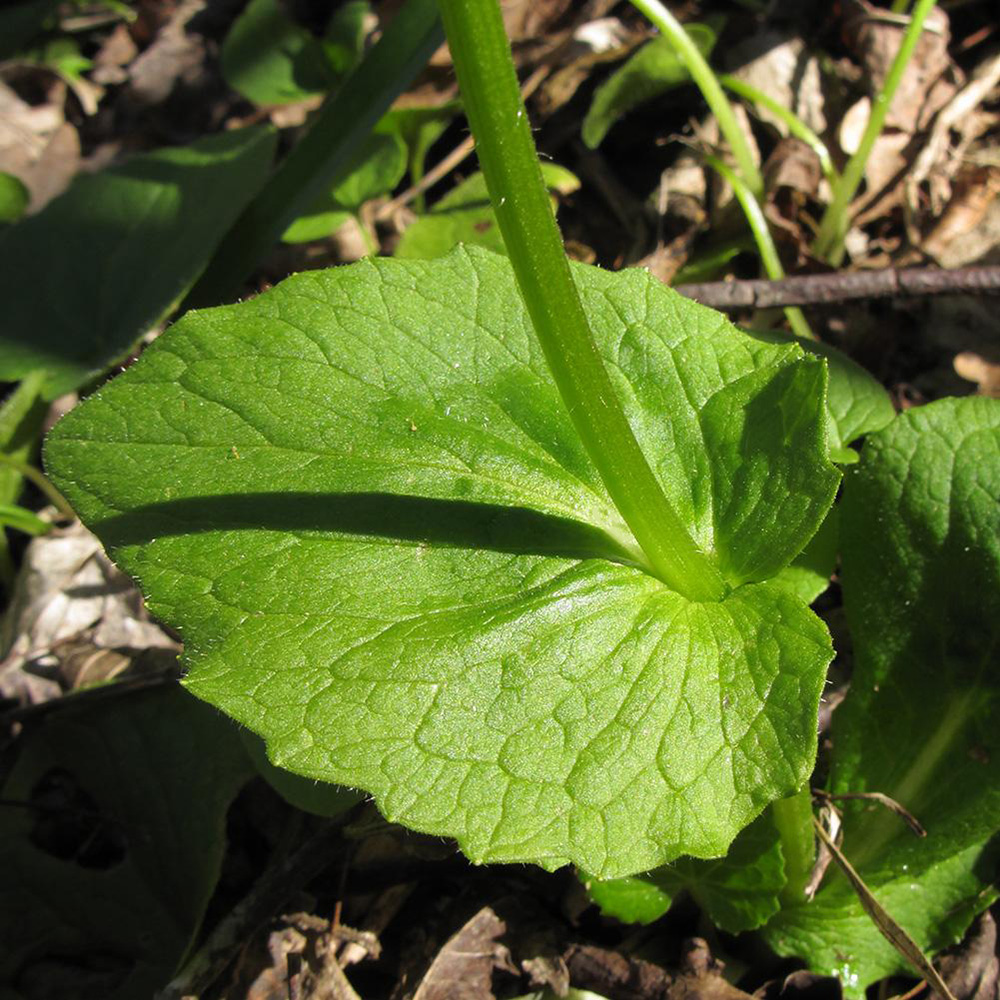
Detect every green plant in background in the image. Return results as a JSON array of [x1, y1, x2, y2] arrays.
[[813, 0, 939, 263], [0, 172, 29, 225], [394, 162, 579, 259], [599, 0, 940, 269], [591, 0, 817, 336], [220, 0, 371, 106], [46, 0, 849, 881]]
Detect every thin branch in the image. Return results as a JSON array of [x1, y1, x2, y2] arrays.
[[673, 265, 1000, 310]]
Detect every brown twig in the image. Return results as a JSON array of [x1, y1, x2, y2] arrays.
[[672, 265, 1000, 310], [813, 788, 927, 838]]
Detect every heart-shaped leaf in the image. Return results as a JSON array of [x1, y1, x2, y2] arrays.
[[45, 246, 838, 877]]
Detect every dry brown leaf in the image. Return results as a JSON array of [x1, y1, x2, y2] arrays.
[[126, 0, 208, 104], [0, 520, 178, 706], [0, 80, 79, 211], [931, 911, 1000, 1000], [411, 907, 518, 1000], [842, 0, 956, 134], [564, 943, 672, 1000], [755, 969, 844, 1000], [90, 22, 139, 86], [954, 351, 1000, 397], [523, 953, 571, 996], [764, 136, 823, 199], [501, 0, 576, 44], [564, 938, 756, 1000], [922, 166, 1000, 264], [726, 31, 827, 135], [905, 51, 1000, 233]]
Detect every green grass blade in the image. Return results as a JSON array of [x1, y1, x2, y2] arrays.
[[630, 0, 764, 196], [814, 0, 938, 264], [720, 74, 838, 186], [706, 155, 815, 340]]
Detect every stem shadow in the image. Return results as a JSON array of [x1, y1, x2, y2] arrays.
[[93, 493, 636, 565]]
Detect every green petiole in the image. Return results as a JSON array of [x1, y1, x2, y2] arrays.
[[436, 0, 726, 603]]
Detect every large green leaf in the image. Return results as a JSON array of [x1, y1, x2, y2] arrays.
[[765, 396, 1000, 993], [0, 127, 277, 398], [0, 685, 252, 999], [45, 246, 838, 877]]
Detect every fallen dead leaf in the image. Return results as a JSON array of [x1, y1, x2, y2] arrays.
[[0, 519, 178, 706], [755, 969, 844, 1000], [953, 351, 1000, 397], [905, 50, 1000, 236], [726, 31, 828, 136], [764, 136, 822, 200], [564, 942, 672, 1000], [564, 937, 757, 1000], [931, 911, 1000, 1000], [841, 0, 956, 134], [411, 906, 518, 1000], [91, 22, 139, 86], [0, 79, 80, 211], [921, 165, 1000, 264], [126, 0, 209, 105]]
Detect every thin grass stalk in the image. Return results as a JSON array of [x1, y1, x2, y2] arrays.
[[706, 155, 816, 340], [629, 0, 764, 197], [814, 0, 938, 264]]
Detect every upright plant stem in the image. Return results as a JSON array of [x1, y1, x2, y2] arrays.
[[630, 0, 763, 197], [706, 156, 815, 341], [814, 0, 938, 264], [771, 787, 816, 904], [436, 0, 726, 602]]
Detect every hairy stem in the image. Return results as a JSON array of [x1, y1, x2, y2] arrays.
[[437, 0, 726, 601]]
